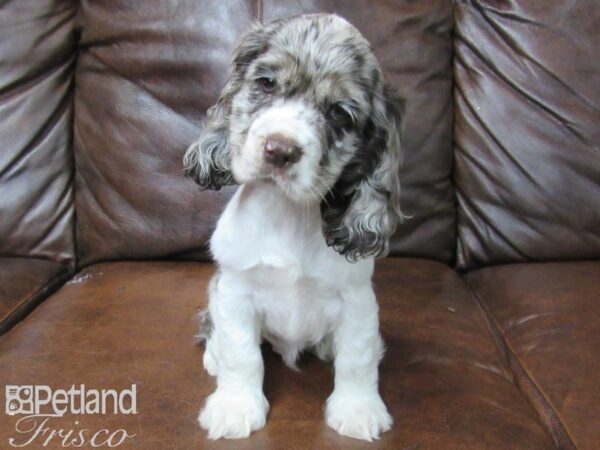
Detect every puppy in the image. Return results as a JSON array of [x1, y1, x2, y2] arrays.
[[184, 13, 404, 442]]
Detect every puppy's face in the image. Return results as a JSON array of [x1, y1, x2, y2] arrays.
[[185, 14, 404, 260], [227, 16, 376, 201]]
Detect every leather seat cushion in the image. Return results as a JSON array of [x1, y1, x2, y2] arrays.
[[0, 259, 554, 448], [466, 262, 600, 450]]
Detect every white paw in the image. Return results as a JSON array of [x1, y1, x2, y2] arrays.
[[325, 391, 392, 442], [199, 388, 269, 440]]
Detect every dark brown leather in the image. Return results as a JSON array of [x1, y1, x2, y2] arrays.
[[0, 259, 554, 449], [466, 262, 600, 450], [0, 0, 77, 266], [454, 0, 600, 270], [73, 0, 455, 267], [73, 0, 259, 267], [0, 258, 70, 335]]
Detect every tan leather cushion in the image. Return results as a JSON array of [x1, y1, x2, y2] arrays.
[[454, 0, 600, 269], [0, 259, 554, 448], [466, 262, 600, 449]]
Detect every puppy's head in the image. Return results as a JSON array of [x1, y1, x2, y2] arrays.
[[184, 14, 404, 261]]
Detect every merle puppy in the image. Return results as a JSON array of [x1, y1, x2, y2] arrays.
[[184, 13, 404, 441]]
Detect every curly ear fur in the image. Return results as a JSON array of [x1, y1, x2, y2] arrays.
[[183, 24, 270, 190], [322, 84, 405, 262]]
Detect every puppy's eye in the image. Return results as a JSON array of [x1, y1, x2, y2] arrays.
[[329, 104, 353, 127], [255, 77, 277, 94]]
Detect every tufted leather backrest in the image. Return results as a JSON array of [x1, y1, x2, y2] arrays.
[[72, 0, 456, 267], [454, 0, 600, 270], [6, 1, 595, 271], [0, 0, 78, 267]]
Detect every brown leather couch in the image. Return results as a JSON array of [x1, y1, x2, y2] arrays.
[[1, 1, 598, 449]]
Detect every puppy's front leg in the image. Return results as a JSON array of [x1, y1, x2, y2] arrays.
[[326, 284, 392, 441], [199, 272, 268, 440]]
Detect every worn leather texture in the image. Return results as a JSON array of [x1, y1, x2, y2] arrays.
[[466, 262, 600, 450], [0, 259, 555, 449], [73, 0, 455, 267], [0, 0, 77, 265], [0, 257, 70, 335], [454, 0, 600, 270]]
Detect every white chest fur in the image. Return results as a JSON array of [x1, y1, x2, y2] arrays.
[[210, 182, 373, 362]]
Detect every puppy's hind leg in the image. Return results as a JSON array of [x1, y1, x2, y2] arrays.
[[195, 308, 213, 345], [197, 283, 219, 377], [312, 333, 335, 362]]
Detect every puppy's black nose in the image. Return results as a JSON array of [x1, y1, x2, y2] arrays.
[[264, 134, 302, 168]]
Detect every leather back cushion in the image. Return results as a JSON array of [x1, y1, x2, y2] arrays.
[[74, 0, 455, 266], [0, 0, 77, 266], [454, 0, 600, 270]]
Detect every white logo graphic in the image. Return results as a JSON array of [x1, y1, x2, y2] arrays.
[[5, 384, 137, 417], [5, 386, 34, 416], [5, 385, 137, 448]]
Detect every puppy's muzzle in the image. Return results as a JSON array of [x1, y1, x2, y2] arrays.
[[264, 134, 302, 168]]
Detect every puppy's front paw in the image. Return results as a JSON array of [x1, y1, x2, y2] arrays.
[[325, 391, 392, 441], [199, 388, 269, 440]]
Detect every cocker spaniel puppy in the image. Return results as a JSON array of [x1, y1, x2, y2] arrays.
[[184, 13, 403, 442]]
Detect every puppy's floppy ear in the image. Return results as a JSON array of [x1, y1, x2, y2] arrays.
[[322, 83, 405, 261], [183, 24, 269, 190]]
